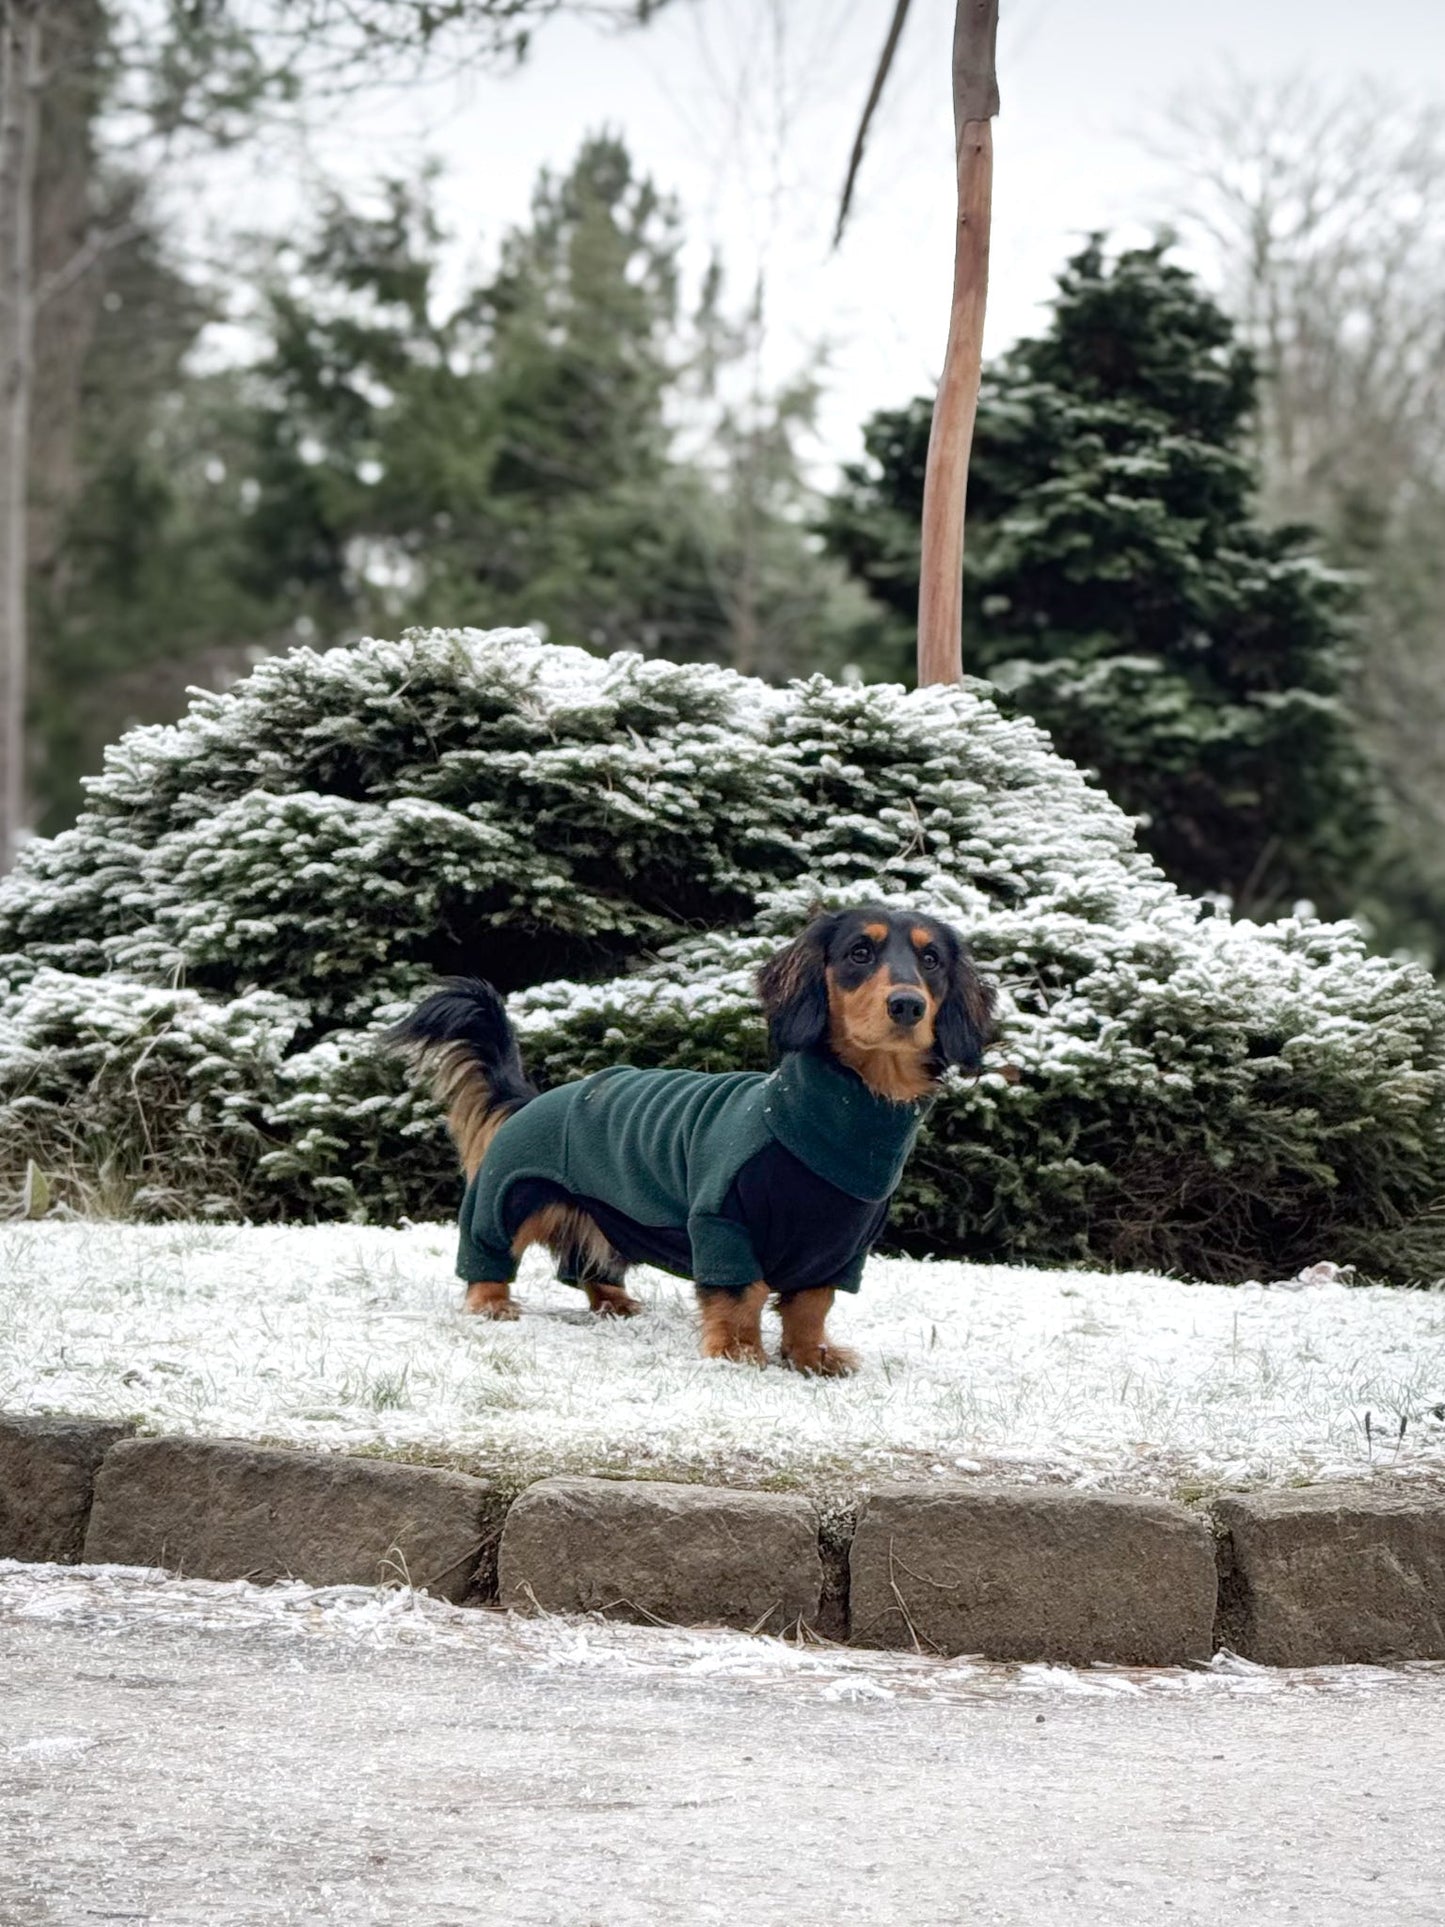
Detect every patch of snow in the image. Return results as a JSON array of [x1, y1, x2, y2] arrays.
[[2, 1222, 1443, 1494], [3, 1562, 1438, 1706], [3, 1732, 100, 1759]]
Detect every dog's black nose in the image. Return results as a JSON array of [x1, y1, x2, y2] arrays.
[[886, 989, 927, 1028]]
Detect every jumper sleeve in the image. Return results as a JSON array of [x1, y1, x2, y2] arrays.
[[686, 1210, 763, 1292], [456, 1222, 517, 1284], [456, 1167, 519, 1284], [831, 1246, 869, 1296]]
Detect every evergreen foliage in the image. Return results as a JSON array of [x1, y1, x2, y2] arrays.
[[823, 240, 1383, 921], [34, 136, 887, 833], [25, 0, 314, 837], [33, 261, 283, 835], [2, 626, 1441, 1284], [238, 140, 884, 675]]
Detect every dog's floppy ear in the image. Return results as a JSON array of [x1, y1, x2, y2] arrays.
[[933, 938, 996, 1072], [756, 913, 839, 1056]]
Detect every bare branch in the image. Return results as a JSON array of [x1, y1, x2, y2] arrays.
[[1151, 72, 1445, 520], [831, 0, 913, 253], [34, 217, 143, 311], [1147, 70, 1445, 930]]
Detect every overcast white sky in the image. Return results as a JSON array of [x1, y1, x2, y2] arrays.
[[205, 0, 1445, 471]]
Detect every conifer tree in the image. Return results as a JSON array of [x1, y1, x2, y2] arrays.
[[4, 0, 675, 864], [824, 240, 1382, 920], [226, 139, 885, 674]]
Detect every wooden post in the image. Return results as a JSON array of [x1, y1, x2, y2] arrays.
[[916, 0, 998, 687]]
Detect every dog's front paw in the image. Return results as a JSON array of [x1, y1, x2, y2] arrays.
[[462, 1281, 520, 1319], [700, 1331, 768, 1367], [697, 1283, 768, 1365], [782, 1342, 859, 1378]]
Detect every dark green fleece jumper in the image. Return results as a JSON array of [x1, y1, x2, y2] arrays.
[[457, 1049, 929, 1296]]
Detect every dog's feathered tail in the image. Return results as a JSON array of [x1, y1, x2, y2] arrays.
[[387, 979, 536, 1180]]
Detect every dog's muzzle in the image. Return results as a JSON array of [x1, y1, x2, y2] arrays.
[[886, 989, 927, 1029]]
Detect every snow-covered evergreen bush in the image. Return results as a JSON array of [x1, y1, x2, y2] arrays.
[[2, 627, 1442, 1282], [0, 971, 300, 1217]]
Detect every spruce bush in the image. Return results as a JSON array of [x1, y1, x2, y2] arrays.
[[2, 626, 1442, 1282]]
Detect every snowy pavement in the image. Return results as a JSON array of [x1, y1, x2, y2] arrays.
[[2, 1221, 1444, 1496], [4, 1562, 1445, 1926]]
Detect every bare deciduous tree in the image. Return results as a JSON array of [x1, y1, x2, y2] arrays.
[[1154, 73, 1445, 945], [0, 0, 44, 878], [915, 0, 997, 688], [1157, 74, 1445, 527]]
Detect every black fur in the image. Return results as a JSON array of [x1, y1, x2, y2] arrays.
[[931, 930, 994, 1072], [386, 978, 537, 1111], [756, 912, 840, 1056]]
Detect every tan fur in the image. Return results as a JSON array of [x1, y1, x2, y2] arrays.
[[508, 1203, 639, 1312], [462, 1279, 518, 1320], [420, 1040, 517, 1181], [779, 1286, 858, 1377], [828, 1036, 936, 1103], [698, 1282, 768, 1364], [510, 1200, 613, 1271], [584, 1280, 644, 1318], [826, 965, 940, 1104], [502, 1202, 631, 1309]]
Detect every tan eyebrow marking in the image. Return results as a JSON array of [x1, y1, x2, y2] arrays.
[[910, 926, 934, 948], [862, 922, 887, 942]]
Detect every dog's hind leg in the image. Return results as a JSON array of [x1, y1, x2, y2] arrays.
[[577, 1266, 643, 1319], [515, 1202, 642, 1317], [558, 1237, 642, 1318]]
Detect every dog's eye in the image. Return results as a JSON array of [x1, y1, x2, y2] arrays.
[[848, 941, 874, 965], [919, 948, 942, 972]]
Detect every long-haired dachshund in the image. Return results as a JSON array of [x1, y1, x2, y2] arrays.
[[390, 905, 993, 1375]]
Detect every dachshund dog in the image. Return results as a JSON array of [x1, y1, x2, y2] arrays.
[[390, 905, 993, 1374]]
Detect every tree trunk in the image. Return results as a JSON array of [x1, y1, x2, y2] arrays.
[[0, 0, 44, 874], [916, 0, 998, 687], [30, 0, 106, 586]]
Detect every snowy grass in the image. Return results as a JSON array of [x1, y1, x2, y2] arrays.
[[2, 1221, 1444, 1501]]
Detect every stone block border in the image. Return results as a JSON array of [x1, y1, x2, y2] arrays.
[[84, 1436, 501, 1605], [0, 1414, 137, 1565], [848, 1483, 1217, 1665], [1215, 1486, 1445, 1667], [499, 1475, 823, 1633], [3, 1414, 1444, 1667]]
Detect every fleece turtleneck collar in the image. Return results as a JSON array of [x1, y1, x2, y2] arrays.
[[761, 1048, 931, 1202]]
